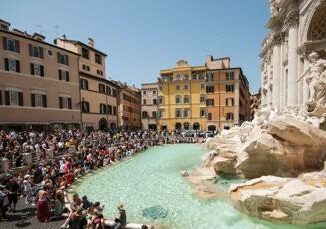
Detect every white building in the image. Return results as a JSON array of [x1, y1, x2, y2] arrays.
[[261, 0, 326, 109]]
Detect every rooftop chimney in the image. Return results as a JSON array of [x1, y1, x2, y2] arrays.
[[87, 38, 94, 47], [32, 33, 45, 41], [0, 19, 10, 31]]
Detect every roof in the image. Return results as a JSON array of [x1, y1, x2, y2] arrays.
[[56, 38, 107, 57], [0, 29, 79, 56]]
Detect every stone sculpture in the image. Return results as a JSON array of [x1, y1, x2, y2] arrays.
[[301, 52, 326, 105]]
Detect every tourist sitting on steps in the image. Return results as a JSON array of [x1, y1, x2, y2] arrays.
[[111, 204, 126, 229]]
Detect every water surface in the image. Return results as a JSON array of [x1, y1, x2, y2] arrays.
[[73, 144, 324, 229]]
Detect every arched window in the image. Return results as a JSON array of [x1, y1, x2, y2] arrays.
[[308, 3, 326, 41]]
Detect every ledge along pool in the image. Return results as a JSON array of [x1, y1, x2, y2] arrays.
[[73, 144, 325, 229]]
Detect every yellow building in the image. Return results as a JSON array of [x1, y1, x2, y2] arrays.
[[157, 56, 250, 132]]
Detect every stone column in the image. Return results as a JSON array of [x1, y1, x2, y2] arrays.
[[272, 34, 282, 109], [286, 11, 299, 106]]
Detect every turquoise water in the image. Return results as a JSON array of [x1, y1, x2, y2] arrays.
[[73, 144, 325, 229]]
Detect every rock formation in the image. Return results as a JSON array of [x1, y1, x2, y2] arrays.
[[198, 91, 326, 224]]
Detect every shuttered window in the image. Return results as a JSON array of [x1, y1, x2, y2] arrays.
[[30, 63, 44, 77], [4, 58, 20, 72], [3, 37, 19, 53], [31, 94, 47, 107], [4, 90, 23, 106], [58, 70, 70, 82], [59, 96, 72, 109], [29, 44, 43, 58]]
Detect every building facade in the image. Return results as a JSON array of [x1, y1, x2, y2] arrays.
[[141, 83, 158, 130], [157, 56, 250, 132], [55, 36, 119, 130], [261, 0, 326, 109], [115, 82, 141, 129], [250, 89, 261, 121], [0, 19, 81, 130]]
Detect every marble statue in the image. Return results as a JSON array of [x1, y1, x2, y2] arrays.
[[270, 0, 281, 16], [300, 52, 326, 104]]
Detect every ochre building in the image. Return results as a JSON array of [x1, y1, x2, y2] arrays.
[[115, 81, 141, 129], [0, 19, 81, 130], [157, 56, 250, 132], [55, 36, 119, 130]]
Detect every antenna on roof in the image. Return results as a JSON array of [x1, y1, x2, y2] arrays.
[[34, 24, 44, 34], [54, 25, 59, 37]]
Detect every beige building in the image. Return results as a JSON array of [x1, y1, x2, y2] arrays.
[[141, 83, 158, 130], [250, 89, 261, 120], [0, 19, 81, 130], [55, 36, 119, 130], [115, 81, 141, 129]]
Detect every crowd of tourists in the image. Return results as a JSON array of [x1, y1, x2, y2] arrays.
[[0, 128, 204, 228]]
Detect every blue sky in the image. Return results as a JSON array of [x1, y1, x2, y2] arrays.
[[0, 0, 269, 92]]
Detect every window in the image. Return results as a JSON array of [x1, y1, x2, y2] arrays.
[[28, 44, 44, 58], [30, 63, 44, 77], [175, 109, 182, 118], [99, 84, 106, 93], [184, 74, 189, 80], [198, 74, 205, 80], [153, 99, 157, 105], [206, 99, 214, 107], [201, 83, 205, 89], [4, 58, 20, 72], [226, 98, 235, 106], [57, 53, 69, 65], [142, 111, 148, 118], [176, 85, 180, 90], [192, 74, 197, 80], [200, 95, 206, 103], [31, 93, 47, 107], [208, 113, 212, 120], [97, 70, 103, 76], [183, 96, 190, 104], [82, 64, 90, 71], [95, 54, 102, 64], [112, 106, 117, 115], [158, 97, 164, 105], [143, 90, 146, 95], [153, 90, 156, 94], [4, 90, 23, 106], [200, 108, 206, 117], [158, 110, 164, 118], [226, 112, 234, 120], [184, 84, 189, 90], [59, 97, 72, 109], [226, 84, 235, 92], [152, 111, 157, 118], [226, 72, 234, 80], [100, 104, 107, 114], [175, 96, 181, 104], [107, 105, 112, 115], [112, 89, 117, 97], [206, 86, 214, 93], [143, 99, 147, 105], [80, 79, 89, 90], [58, 70, 69, 82], [81, 48, 89, 59], [82, 101, 90, 112], [3, 38, 19, 53], [106, 86, 111, 95], [183, 109, 190, 118], [206, 73, 213, 81], [176, 75, 181, 81]]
